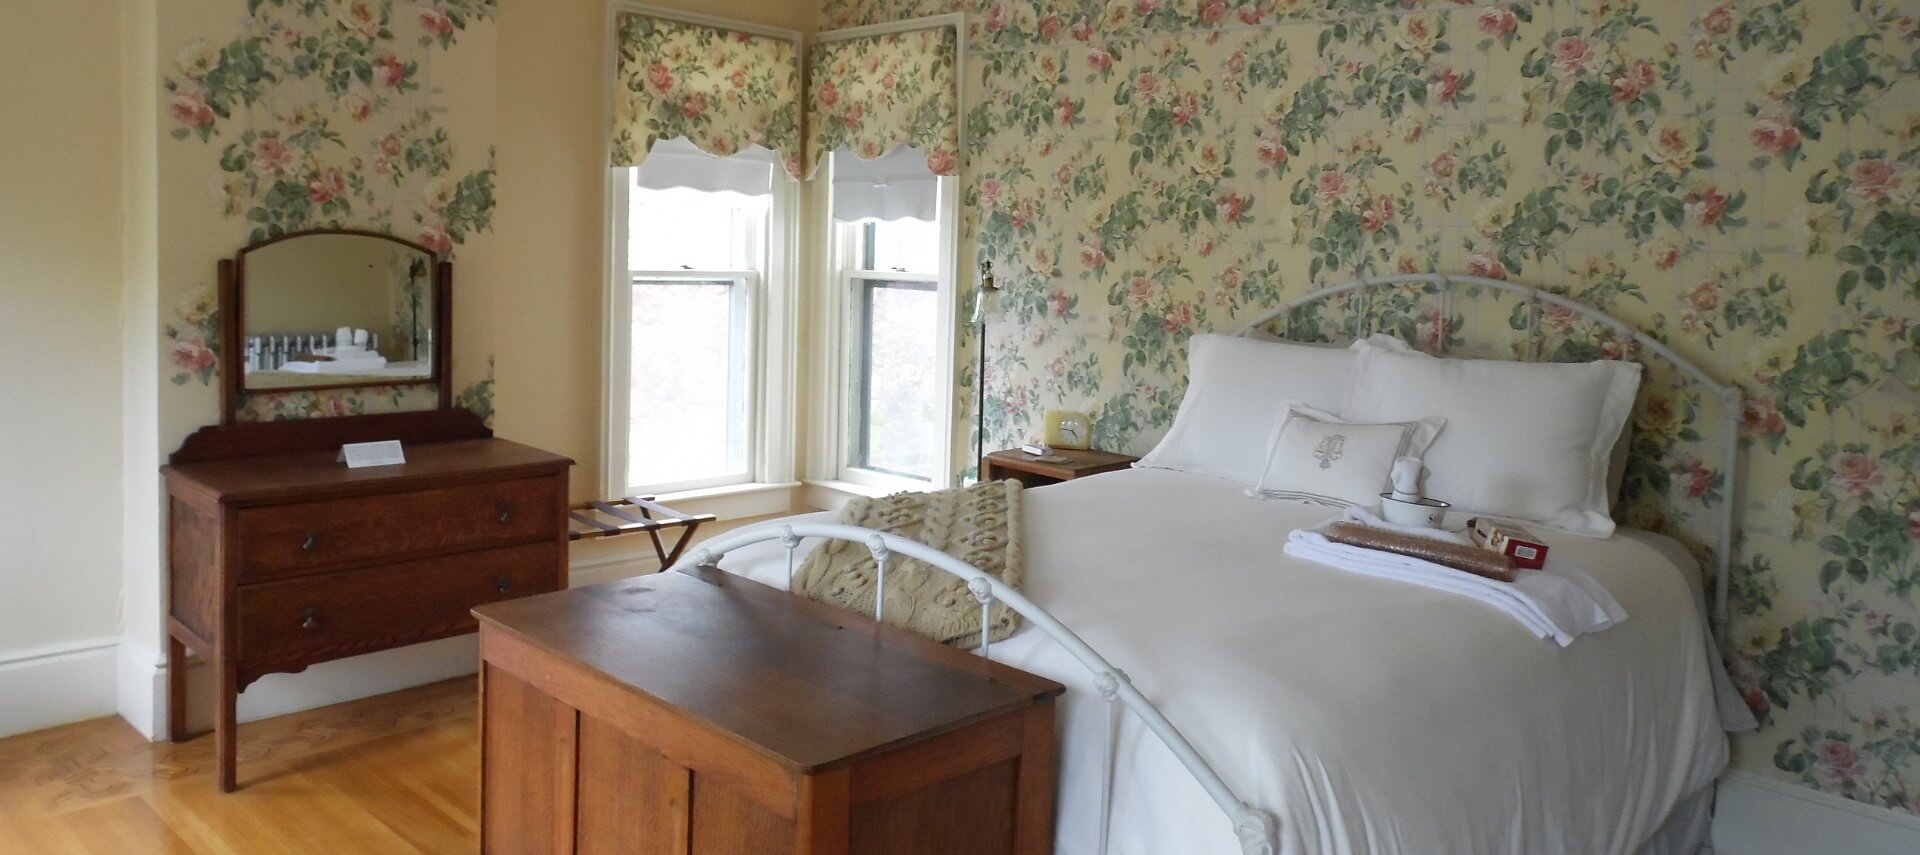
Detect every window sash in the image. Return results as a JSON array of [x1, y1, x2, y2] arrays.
[[852, 277, 939, 482], [622, 273, 758, 494]]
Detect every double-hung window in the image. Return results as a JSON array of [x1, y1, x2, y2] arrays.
[[609, 139, 792, 496], [823, 147, 958, 489]]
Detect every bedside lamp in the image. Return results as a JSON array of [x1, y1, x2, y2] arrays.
[[972, 261, 1000, 479]]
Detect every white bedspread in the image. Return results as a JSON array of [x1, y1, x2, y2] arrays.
[[716, 468, 1732, 855]]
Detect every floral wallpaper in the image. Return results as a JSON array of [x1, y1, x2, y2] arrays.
[[827, 0, 1920, 816], [160, 0, 498, 422], [611, 14, 805, 179], [806, 27, 962, 176]]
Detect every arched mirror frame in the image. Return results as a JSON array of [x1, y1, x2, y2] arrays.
[[216, 228, 454, 425]]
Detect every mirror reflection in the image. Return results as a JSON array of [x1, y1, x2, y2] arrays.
[[241, 234, 436, 391]]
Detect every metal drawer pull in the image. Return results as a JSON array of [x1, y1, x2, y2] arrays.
[[498, 500, 514, 523], [495, 575, 513, 595], [300, 531, 319, 552], [300, 608, 320, 631]]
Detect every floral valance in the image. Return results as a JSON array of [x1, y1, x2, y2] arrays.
[[611, 14, 803, 179], [805, 26, 959, 180]]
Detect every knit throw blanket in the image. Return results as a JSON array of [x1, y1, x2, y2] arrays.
[[795, 480, 1025, 647]]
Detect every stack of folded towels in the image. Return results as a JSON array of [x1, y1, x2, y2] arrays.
[[1286, 509, 1625, 646]]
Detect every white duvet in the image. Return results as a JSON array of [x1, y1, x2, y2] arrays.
[[716, 468, 1733, 854]]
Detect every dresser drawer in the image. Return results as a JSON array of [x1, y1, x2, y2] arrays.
[[237, 541, 560, 670], [235, 476, 560, 578]]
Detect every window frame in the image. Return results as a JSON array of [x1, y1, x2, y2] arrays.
[[604, 159, 800, 501], [816, 157, 961, 493]]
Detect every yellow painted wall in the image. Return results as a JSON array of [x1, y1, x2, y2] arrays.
[[0, 0, 128, 655]]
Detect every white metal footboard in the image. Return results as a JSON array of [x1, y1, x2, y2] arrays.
[[669, 522, 1280, 855]]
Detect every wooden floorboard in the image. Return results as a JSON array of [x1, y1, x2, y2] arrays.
[[0, 677, 480, 854]]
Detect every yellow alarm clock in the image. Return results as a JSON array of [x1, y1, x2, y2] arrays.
[[1043, 410, 1093, 450]]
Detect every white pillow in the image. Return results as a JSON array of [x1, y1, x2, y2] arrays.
[[1343, 343, 1641, 537], [1135, 334, 1361, 484], [1248, 402, 1445, 508]]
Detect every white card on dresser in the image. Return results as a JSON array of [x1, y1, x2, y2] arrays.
[[338, 439, 406, 469]]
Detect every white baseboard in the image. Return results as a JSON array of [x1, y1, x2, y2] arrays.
[[0, 638, 120, 739], [116, 640, 165, 738], [1712, 770, 1920, 854]]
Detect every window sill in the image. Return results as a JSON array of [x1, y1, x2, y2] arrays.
[[801, 477, 937, 512], [647, 480, 801, 521]]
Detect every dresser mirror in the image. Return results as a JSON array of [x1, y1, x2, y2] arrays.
[[219, 229, 452, 418]]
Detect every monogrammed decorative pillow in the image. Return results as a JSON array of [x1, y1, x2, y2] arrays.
[[1248, 402, 1446, 509]]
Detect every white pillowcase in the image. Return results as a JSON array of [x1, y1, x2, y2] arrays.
[[1248, 402, 1445, 508], [1343, 342, 1641, 537], [1135, 334, 1363, 484]]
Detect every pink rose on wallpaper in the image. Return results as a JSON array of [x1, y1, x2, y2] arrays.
[[170, 337, 216, 374], [1237, 4, 1267, 26], [418, 223, 454, 253], [1047, 291, 1072, 318], [379, 133, 404, 158], [1361, 196, 1396, 232], [419, 7, 456, 38], [1900, 16, 1919, 40], [307, 168, 346, 205], [1314, 169, 1347, 203], [1907, 509, 1920, 541], [346, 2, 380, 38], [980, 177, 1005, 207], [1701, 4, 1735, 36], [1686, 187, 1730, 227], [1088, 46, 1114, 72], [1612, 60, 1655, 102], [170, 92, 216, 129], [927, 148, 957, 175], [1848, 158, 1900, 204], [1218, 264, 1243, 291], [729, 68, 749, 90], [1256, 133, 1289, 169], [1684, 461, 1715, 499], [1038, 15, 1065, 41], [680, 92, 709, 120], [1864, 610, 1890, 633], [1127, 275, 1152, 307], [1467, 249, 1507, 280], [1135, 0, 1161, 15], [1750, 115, 1802, 156], [1552, 36, 1595, 75], [1071, 19, 1097, 41], [985, 1, 1011, 32], [647, 62, 676, 93], [1817, 741, 1865, 786], [1225, 50, 1247, 77], [1080, 241, 1108, 271], [1648, 126, 1697, 172], [1219, 192, 1250, 224], [1600, 337, 1625, 361], [347, 96, 373, 121], [1049, 355, 1069, 377], [1134, 71, 1161, 101], [252, 136, 294, 174], [1833, 452, 1885, 499], [1477, 7, 1518, 38], [1427, 67, 1463, 104], [1541, 302, 1579, 332], [1163, 302, 1195, 334], [1199, 0, 1229, 24], [373, 53, 409, 88], [1055, 96, 1078, 125], [1742, 397, 1787, 439], [1172, 93, 1200, 126]]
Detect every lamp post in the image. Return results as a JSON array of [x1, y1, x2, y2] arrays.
[[971, 261, 999, 481]]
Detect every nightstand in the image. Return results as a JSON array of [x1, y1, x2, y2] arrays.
[[981, 447, 1139, 488]]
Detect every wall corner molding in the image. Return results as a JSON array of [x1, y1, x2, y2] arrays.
[[1712, 769, 1920, 854]]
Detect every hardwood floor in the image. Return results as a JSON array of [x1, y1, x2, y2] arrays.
[[0, 678, 479, 854]]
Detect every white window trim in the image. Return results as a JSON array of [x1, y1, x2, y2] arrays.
[[602, 166, 800, 501], [810, 157, 962, 493]]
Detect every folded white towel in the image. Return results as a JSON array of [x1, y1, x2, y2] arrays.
[[1285, 512, 1626, 646]]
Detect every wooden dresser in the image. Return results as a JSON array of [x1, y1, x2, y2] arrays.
[[474, 564, 1064, 855], [164, 410, 572, 791]]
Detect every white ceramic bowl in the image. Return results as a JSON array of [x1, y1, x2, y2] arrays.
[[1379, 493, 1451, 528]]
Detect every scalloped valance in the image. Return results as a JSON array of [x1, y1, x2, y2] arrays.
[[611, 14, 803, 179], [804, 26, 958, 180]]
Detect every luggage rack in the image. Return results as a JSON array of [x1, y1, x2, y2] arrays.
[[568, 496, 718, 568]]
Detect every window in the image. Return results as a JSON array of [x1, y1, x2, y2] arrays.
[[824, 147, 957, 488], [608, 140, 793, 496]]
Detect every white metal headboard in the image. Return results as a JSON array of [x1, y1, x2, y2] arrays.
[[1233, 272, 1742, 643]]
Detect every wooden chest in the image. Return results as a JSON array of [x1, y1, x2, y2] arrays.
[[164, 432, 572, 791], [474, 565, 1064, 855]]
